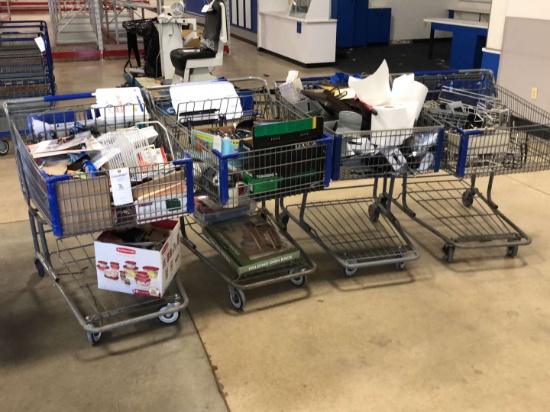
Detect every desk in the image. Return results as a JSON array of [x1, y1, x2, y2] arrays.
[[448, 7, 490, 22], [424, 18, 488, 70]]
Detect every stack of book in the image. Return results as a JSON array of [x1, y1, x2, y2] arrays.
[[203, 214, 300, 276]]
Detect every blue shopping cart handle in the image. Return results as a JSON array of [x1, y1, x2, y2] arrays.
[[457, 128, 484, 136], [43, 93, 95, 102], [411, 70, 461, 76]]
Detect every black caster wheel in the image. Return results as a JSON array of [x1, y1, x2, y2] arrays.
[[443, 245, 455, 263], [0, 140, 8, 156], [158, 305, 181, 324], [368, 204, 380, 222], [34, 257, 45, 277], [506, 245, 519, 258], [395, 261, 406, 271], [229, 287, 246, 311], [378, 195, 388, 208], [86, 328, 102, 346], [343, 266, 358, 277], [462, 189, 475, 208]]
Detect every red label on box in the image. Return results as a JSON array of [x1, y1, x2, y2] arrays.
[[116, 247, 136, 255]]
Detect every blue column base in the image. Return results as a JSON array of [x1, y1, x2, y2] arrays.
[[481, 50, 500, 79]]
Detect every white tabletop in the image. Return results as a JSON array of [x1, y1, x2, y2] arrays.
[[424, 17, 488, 29], [259, 11, 336, 24]]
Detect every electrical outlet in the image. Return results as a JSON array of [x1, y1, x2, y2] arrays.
[[532, 87, 538, 100]]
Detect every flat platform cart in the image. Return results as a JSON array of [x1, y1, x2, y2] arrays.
[[0, 20, 56, 155], [4, 93, 195, 344], [144, 77, 334, 310], [274, 78, 444, 276], [390, 70, 550, 262]]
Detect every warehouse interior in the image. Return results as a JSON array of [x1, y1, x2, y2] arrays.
[[1, 1, 550, 411]]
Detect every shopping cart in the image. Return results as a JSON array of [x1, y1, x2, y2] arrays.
[[390, 69, 550, 262], [0, 20, 56, 155], [3, 92, 194, 345], [274, 76, 443, 277], [144, 77, 334, 310]]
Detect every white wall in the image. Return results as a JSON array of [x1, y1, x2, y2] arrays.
[[506, 0, 550, 18], [368, 0, 449, 41]]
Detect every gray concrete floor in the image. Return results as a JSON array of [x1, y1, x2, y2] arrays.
[[2, 18, 550, 412]]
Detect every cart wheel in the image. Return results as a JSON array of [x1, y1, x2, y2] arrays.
[[290, 276, 307, 287], [279, 214, 290, 230], [34, 258, 44, 278], [378, 195, 388, 208], [86, 330, 102, 346], [395, 261, 406, 271], [368, 204, 380, 222], [0, 140, 8, 156], [443, 245, 455, 263], [343, 266, 358, 277], [228, 287, 246, 311], [462, 190, 475, 208], [158, 305, 181, 324], [506, 245, 519, 258]]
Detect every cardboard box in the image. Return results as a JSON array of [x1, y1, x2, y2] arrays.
[[55, 176, 114, 237], [94, 220, 181, 298], [182, 28, 203, 49], [132, 170, 189, 224]]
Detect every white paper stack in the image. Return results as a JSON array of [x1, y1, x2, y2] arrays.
[[170, 80, 243, 123]]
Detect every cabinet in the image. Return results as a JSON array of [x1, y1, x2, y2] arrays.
[[334, 0, 391, 48], [367, 8, 391, 44]]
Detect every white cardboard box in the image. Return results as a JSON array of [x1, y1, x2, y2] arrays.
[[94, 220, 181, 298]]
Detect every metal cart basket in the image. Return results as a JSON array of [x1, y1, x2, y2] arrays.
[[4, 93, 194, 344], [274, 76, 444, 277], [391, 69, 550, 262], [144, 77, 334, 310], [0, 20, 56, 155]]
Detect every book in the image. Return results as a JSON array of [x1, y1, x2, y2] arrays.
[[193, 196, 255, 225], [252, 116, 324, 149], [203, 215, 300, 275]]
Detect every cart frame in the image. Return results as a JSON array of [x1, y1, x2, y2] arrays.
[[4, 92, 194, 344]]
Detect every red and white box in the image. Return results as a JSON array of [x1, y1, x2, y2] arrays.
[[94, 220, 181, 298]]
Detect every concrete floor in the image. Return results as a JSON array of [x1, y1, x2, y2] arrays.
[[2, 20, 550, 412]]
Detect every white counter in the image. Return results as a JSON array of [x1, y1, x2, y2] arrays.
[[258, 11, 337, 65]]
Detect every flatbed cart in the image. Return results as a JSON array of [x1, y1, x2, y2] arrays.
[[4, 93, 195, 345], [0, 20, 56, 155], [143, 77, 334, 310], [389, 70, 550, 262], [274, 78, 444, 277]]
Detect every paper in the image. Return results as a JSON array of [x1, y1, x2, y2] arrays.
[[28, 133, 104, 159], [170, 80, 243, 122], [109, 168, 133, 206], [348, 60, 391, 106], [391, 73, 414, 103], [94, 87, 148, 123], [286, 70, 299, 83], [402, 81, 429, 120], [278, 79, 304, 104], [34, 37, 46, 53]]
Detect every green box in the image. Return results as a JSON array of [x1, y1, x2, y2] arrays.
[[243, 173, 283, 193]]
